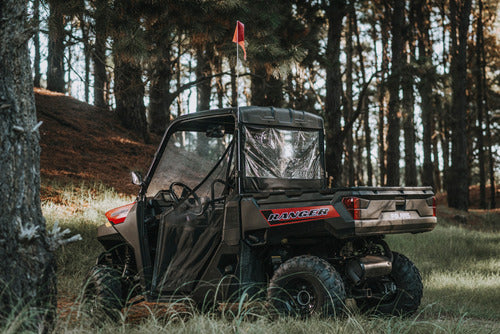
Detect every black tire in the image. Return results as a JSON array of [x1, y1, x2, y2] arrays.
[[268, 255, 346, 317], [359, 252, 423, 316], [82, 265, 124, 322]]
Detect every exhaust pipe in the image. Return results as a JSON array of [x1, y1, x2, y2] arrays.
[[346, 255, 392, 285]]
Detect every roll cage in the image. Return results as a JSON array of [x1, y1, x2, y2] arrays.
[[140, 106, 326, 198]]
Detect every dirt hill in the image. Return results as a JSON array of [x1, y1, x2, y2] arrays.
[[36, 88, 158, 197]]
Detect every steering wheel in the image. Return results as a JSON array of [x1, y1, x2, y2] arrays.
[[169, 182, 201, 207]]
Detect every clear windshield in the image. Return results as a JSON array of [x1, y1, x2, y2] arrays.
[[244, 127, 322, 180], [146, 131, 234, 198]]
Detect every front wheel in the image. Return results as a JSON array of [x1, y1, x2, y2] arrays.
[[268, 255, 346, 317], [358, 252, 423, 316], [82, 265, 124, 322]]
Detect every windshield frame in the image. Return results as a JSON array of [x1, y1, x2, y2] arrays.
[[143, 110, 236, 198]]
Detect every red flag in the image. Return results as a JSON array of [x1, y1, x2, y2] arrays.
[[232, 20, 246, 60]]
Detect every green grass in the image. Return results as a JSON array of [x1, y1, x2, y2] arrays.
[[387, 225, 500, 321], [40, 182, 500, 333], [42, 181, 134, 296]]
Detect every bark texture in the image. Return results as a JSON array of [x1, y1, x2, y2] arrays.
[[0, 1, 56, 331], [402, 1, 417, 186], [376, 0, 390, 186], [447, 0, 471, 210], [386, 0, 404, 186], [148, 21, 173, 134], [344, 1, 355, 186], [93, 0, 108, 108], [324, 0, 346, 186], [47, 0, 66, 92], [114, 56, 148, 141], [475, 0, 486, 208], [112, 1, 148, 141], [416, 0, 434, 188], [33, 0, 41, 88], [196, 44, 213, 111]]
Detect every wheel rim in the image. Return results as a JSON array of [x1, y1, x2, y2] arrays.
[[281, 277, 319, 316]]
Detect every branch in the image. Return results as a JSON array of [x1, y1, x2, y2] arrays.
[[46, 221, 82, 251], [168, 71, 252, 101], [340, 70, 380, 140]]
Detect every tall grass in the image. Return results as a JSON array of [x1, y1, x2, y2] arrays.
[[39, 182, 500, 333], [42, 181, 134, 295], [387, 225, 500, 321]]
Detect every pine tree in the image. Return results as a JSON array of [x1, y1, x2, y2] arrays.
[[324, 0, 347, 186], [91, 0, 109, 108], [416, 0, 435, 188], [386, 0, 404, 186], [447, 0, 472, 210], [111, 0, 148, 141], [47, 0, 66, 92], [0, 0, 56, 331]]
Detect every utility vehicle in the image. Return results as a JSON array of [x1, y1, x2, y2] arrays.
[[84, 106, 436, 317]]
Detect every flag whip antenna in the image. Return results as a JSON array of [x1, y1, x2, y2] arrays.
[[232, 20, 246, 194], [232, 20, 246, 108]]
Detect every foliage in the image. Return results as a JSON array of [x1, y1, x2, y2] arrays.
[[30, 0, 499, 204]]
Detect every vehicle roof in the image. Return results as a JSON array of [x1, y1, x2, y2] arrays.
[[171, 106, 324, 130]]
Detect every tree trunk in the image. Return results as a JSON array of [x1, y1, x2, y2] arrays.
[[0, 1, 56, 331], [33, 0, 41, 87], [386, 0, 404, 186], [344, 1, 355, 187], [114, 55, 148, 141], [66, 43, 72, 95], [447, 0, 471, 210], [93, 0, 108, 108], [402, 74, 417, 186], [432, 120, 442, 191], [80, 13, 90, 103], [440, 110, 450, 189], [402, 1, 417, 186], [47, 0, 66, 93], [215, 53, 224, 108], [481, 29, 496, 209], [374, 0, 390, 186], [402, 0, 417, 187], [196, 44, 213, 111], [475, 0, 486, 209], [416, 0, 434, 188], [149, 62, 172, 134], [149, 35, 173, 135], [112, 1, 148, 141], [354, 8, 372, 186], [324, 0, 346, 186]]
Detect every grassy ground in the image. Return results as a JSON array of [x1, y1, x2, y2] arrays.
[[41, 182, 500, 333]]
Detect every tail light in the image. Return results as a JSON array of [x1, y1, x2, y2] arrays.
[[432, 197, 436, 217], [342, 197, 360, 220], [426, 196, 436, 217], [105, 202, 134, 225]]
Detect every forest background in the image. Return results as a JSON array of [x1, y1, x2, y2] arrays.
[[31, 0, 499, 211]]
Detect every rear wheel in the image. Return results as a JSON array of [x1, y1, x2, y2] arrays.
[[358, 252, 423, 316], [82, 265, 124, 322], [268, 255, 345, 317]]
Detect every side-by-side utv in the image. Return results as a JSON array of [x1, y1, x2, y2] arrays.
[[84, 106, 436, 318]]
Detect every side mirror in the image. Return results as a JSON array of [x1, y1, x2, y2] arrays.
[[131, 171, 143, 186]]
